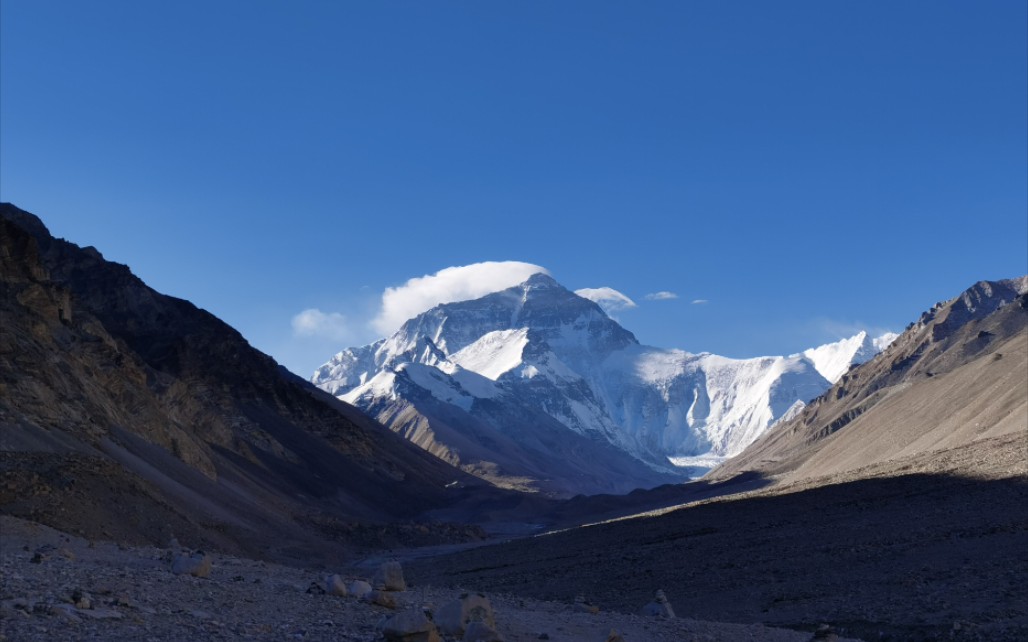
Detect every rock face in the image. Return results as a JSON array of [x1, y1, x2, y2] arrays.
[[0, 203, 491, 560], [313, 274, 893, 495]]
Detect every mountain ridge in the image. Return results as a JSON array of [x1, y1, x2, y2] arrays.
[[313, 273, 896, 494], [709, 275, 1028, 485], [0, 203, 497, 560]]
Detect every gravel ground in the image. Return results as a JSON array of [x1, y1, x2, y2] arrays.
[[409, 463, 1028, 642], [0, 516, 843, 642]]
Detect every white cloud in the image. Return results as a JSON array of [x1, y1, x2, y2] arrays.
[[644, 291, 679, 301], [292, 308, 352, 341], [691, 299, 709, 305], [574, 287, 637, 315], [372, 261, 548, 335]]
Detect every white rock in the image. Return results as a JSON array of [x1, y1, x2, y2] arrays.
[[324, 574, 348, 597], [436, 592, 496, 637], [372, 561, 407, 591]]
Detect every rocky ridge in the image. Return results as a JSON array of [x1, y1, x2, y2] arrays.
[[0, 203, 498, 560], [710, 276, 1028, 484]]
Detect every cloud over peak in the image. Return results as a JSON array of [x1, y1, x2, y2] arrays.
[[574, 287, 637, 315], [372, 261, 549, 335]]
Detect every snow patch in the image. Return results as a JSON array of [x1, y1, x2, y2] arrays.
[[802, 331, 898, 384], [449, 329, 530, 381]]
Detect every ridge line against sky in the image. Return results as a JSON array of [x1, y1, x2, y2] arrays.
[[1, 1, 1025, 375]]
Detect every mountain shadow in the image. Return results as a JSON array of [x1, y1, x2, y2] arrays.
[[409, 468, 1028, 642], [0, 203, 508, 563]]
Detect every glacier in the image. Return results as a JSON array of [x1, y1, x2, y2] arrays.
[[312, 273, 894, 494]]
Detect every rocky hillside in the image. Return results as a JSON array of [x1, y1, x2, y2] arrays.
[[0, 203, 492, 562], [709, 276, 1028, 484]]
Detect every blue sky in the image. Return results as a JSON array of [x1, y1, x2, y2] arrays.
[[2, 1, 1026, 376]]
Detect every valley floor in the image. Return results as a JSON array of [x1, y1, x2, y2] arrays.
[[408, 434, 1028, 642], [0, 515, 848, 642]]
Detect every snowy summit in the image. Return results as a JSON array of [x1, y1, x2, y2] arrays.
[[313, 273, 894, 494]]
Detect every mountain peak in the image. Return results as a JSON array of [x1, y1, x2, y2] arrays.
[[802, 331, 898, 384], [521, 272, 560, 288]]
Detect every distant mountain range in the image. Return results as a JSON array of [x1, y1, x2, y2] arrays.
[[312, 273, 896, 495]]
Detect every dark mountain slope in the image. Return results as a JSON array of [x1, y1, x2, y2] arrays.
[[0, 203, 488, 561], [411, 468, 1028, 641]]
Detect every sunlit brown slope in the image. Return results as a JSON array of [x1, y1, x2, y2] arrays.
[[709, 277, 1027, 485]]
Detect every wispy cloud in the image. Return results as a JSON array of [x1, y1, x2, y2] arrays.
[[644, 291, 678, 301], [372, 261, 548, 335], [574, 287, 637, 315], [291, 308, 351, 341], [691, 299, 709, 305]]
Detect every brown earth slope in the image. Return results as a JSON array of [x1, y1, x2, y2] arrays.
[[0, 203, 495, 562], [710, 277, 1027, 485]]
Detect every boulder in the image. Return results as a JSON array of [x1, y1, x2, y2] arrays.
[[640, 589, 675, 618], [372, 561, 407, 591], [380, 609, 442, 642], [366, 590, 398, 609], [348, 579, 373, 598], [324, 574, 348, 597], [436, 592, 496, 637], [171, 550, 212, 578], [463, 620, 504, 642]]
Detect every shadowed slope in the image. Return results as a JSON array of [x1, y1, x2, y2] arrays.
[[410, 465, 1028, 641], [0, 203, 491, 561]]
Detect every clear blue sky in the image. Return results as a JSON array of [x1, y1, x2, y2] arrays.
[[2, 1, 1026, 376]]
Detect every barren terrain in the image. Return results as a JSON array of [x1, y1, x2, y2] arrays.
[[410, 434, 1028, 642], [0, 516, 847, 642]]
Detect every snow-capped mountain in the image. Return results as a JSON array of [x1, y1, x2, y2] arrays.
[[313, 273, 894, 495], [801, 331, 899, 383]]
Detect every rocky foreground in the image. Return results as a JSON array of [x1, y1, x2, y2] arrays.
[[0, 516, 854, 642]]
